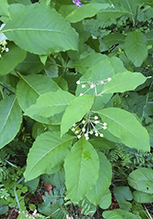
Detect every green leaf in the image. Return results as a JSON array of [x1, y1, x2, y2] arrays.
[[124, 31, 148, 67], [113, 186, 133, 210], [61, 95, 95, 136], [103, 209, 138, 219], [0, 95, 22, 149], [16, 74, 60, 124], [102, 72, 147, 94], [89, 137, 114, 150], [128, 168, 153, 194], [2, 4, 78, 55], [24, 131, 75, 181], [97, 8, 130, 21], [64, 137, 99, 202], [0, 42, 27, 76], [133, 191, 153, 203], [16, 74, 59, 111], [0, 203, 9, 215], [0, 0, 9, 16], [99, 189, 112, 209], [103, 33, 126, 48], [63, 3, 110, 23], [24, 90, 75, 118], [97, 108, 150, 152], [15, 53, 44, 74], [86, 152, 112, 205]]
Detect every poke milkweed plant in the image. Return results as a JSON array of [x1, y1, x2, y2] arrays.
[[0, 0, 153, 217]]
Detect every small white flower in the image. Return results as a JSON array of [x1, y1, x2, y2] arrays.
[[82, 127, 86, 132], [89, 130, 93, 134], [95, 132, 99, 136], [73, 123, 76, 127], [82, 84, 86, 88], [100, 133, 104, 137], [5, 47, 9, 52], [107, 77, 111, 82], [103, 126, 107, 130], [85, 136, 89, 140], [76, 80, 81, 84], [100, 80, 104, 84], [103, 122, 107, 126], [94, 120, 100, 124], [82, 120, 86, 124], [94, 116, 98, 120], [77, 135, 81, 139], [90, 84, 95, 89], [75, 130, 79, 134], [84, 133, 88, 137], [79, 93, 83, 96], [71, 127, 75, 132]]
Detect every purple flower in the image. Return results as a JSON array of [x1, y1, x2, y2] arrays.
[[72, 0, 82, 7]]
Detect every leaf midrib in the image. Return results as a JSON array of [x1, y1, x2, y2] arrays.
[[0, 96, 16, 133]]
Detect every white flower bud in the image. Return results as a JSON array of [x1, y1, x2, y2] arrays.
[[82, 84, 86, 88], [5, 47, 9, 52], [84, 133, 88, 137], [76, 80, 81, 84], [82, 120, 86, 124], [94, 120, 100, 124], [89, 130, 93, 134], [79, 93, 83, 96], [82, 127, 86, 132], [100, 80, 104, 84], [90, 84, 95, 89], [100, 133, 104, 137], [107, 77, 111, 82]]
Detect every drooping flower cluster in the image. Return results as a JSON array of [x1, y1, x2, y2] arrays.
[[71, 113, 107, 140], [76, 78, 111, 96], [72, 0, 82, 7], [0, 24, 9, 58], [0, 39, 9, 58]]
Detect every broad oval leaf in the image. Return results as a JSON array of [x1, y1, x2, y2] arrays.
[[64, 137, 99, 202], [97, 108, 150, 152], [0, 42, 27, 75], [103, 209, 138, 219], [0, 95, 22, 149], [86, 152, 112, 205], [61, 95, 95, 136], [0, 0, 9, 16], [133, 191, 153, 203], [102, 72, 147, 94], [24, 90, 75, 118], [2, 4, 78, 55], [63, 3, 110, 23], [24, 131, 75, 181], [16, 74, 60, 110], [124, 31, 148, 67], [16, 74, 60, 124], [128, 168, 153, 194]]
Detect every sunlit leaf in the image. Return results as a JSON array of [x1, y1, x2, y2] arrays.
[[24, 131, 75, 181], [64, 137, 99, 202]]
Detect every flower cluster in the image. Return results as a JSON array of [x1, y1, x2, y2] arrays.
[[71, 113, 107, 140], [0, 39, 9, 58], [76, 78, 111, 96], [72, 0, 82, 7], [0, 24, 9, 57]]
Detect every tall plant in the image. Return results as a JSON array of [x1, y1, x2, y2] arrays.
[[0, 0, 153, 217]]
